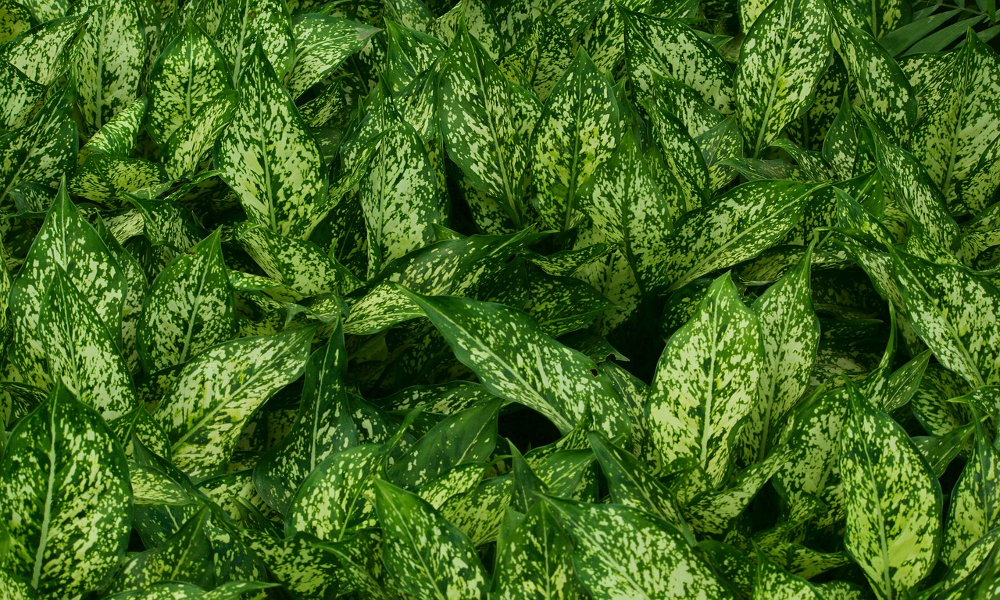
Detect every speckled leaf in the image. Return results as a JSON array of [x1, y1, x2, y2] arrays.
[[647, 273, 764, 486], [645, 99, 711, 203], [83, 97, 146, 158], [892, 250, 1000, 387], [402, 289, 629, 437], [38, 267, 138, 421], [933, 527, 1000, 600], [161, 94, 235, 180], [493, 501, 583, 600], [430, 0, 501, 60], [942, 423, 1000, 566], [840, 383, 942, 600], [0, 2, 33, 45], [108, 508, 213, 594], [735, 0, 832, 155], [957, 132, 1000, 215], [285, 444, 381, 541], [439, 474, 512, 546], [0, 15, 82, 87], [545, 498, 731, 599], [0, 385, 131, 599], [137, 229, 237, 375], [497, 13, 572, 104], [147, 22, 229, 148], [741, 246, 819, 461], [70, 155, 169, 204], [374, 479, 490, 600], [754, 549, 826, 599], [213, 47, 327, 240], [154, 327, 313, 478], [254, 328, 357, 513], [0, 60, 44, 130], [8, 184, 127, 389], [623, 10, 734, 114], [657, 180, 811, 292], [286, 14, 377, 98], [531, 49, 619, 232], [0, 91, 76, 202], [214, 0, 292, 85], [360, 119, 442, 275], [70, 0, 145, 133], [910, 33, 1000, 208], [437, 23, 540, 230]]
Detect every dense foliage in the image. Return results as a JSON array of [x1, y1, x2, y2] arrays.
[[1, 0, 1000, 597]]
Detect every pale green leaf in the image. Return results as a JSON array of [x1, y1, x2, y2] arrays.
[[493, 502, 583, 600], [942, 424, 1000, 565], [286, 14, 378, 98]]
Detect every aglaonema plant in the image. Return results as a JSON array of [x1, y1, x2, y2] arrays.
[[1, 0, 1000, 598]]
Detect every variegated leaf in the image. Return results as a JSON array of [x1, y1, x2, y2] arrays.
[[497, 13, 572, 104], [108, 507, 214, 593], [0, 60, 44, 130], [374, 479, 490, 600], [530, 48, 619, 232], [740, 245, 819, 462], [147, 21, 230, 148], [892, 250, 1000, 387], [0, 385, 131, 599], [437, 23, 540, 230], [754, 549, 825, 599], [286, 14, 377, 98], [164, 92, 236, 180], [430, 0, 501, 60], [213, 47, 328, 239], [656, 180, 812, 292], [0, 91, 76, 202], [214, 0, 293, 85], [82, 97, 146, 158], [0, 14, 83, 87], [137, 228, 237, 375], [942, 423, 1000, 566], [735, 0, 832, 155], [153, 327, 314, 478], [545, 498, 731, 599], [645, 99, 711, 203], [647, 273, 764, 486], [70, 155, 169, 204], [439, 474, 512, 546], [402, 289, 629, 437], [493, 502, 583, 600], [359, 118, 442, 275], [70, 0, 145, 133], [623, 10, 734, 114], [840, 383, 942, 600]]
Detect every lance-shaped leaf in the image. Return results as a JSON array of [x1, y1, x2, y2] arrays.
[[658, 179, 811, 293], [8, 184, 127, 387], [388, 399, 502, 491], [834, 24, 915, 143], [154, 327, 314, 478], [437, 23, 540, 230], [254, 328, 357, 513], [647, 273, 764, 487], [374, 479, 490, 600], [147, 21, 230, 148], [645, 99, 711, 203], [213, 47, 328, 240], [545, 498, 731, 599], [136, 228, 237, 375], [401, 289, 629, 437], [285, 445, 382, 541], [38, 268, 138, 421], [0, 14, 83, 87], [70, 0, 145, 133], [0, 386, 131, 598], [910, 33, 1000, 206], [359, 118, 442, 275], [957, 132, 1000, 214], [892, 250, 1000, 388], [530, 48, 619, 232], [70, 155, 169, 204], [840, 384, 942, 600], [83, 97, 146, 158], [286, 15, 378, 98], [942, 423, 1000, 566], [108, 507, 214, 593], [933, 527, 1000, 600], [0, 91, 76, 201], [624, 11, 733, 114], [163, 92, 237, 180], [741, 246, 819, 461], [215, 0, 292, 85], [493, 502, 583, 600], [0, 59, 44, 131], [735, 0, 832, 155], [753, 549, 826, 599]]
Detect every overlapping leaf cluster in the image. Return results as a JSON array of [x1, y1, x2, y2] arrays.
[[1, 0, 1000, 597]]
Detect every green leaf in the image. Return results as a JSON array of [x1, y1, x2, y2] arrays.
[[286, 14, 378, 98], [0, 15, 83, 87], [840, 383, 942, 600], [402, 289, 629, 437], [213, 47, 328, 239], [530, 48, 619, 232], [0, 385, 131, 598], [493, 502, 583, 600], [656, 180, 812, 292], [374, 479, 490, 600], [544, 497, 732, 599], [82, 97, 146, 158], [70, 155, 169, 204], [437, 23, 540, 230], [735, 0, 832, 155], [0, 91, 76, 202], [147, 22, 230, 148], [136, 228, 237, 375], [70, 0, 145, 133], [108, 507, 214, 593], [942, 423, 1000, 566], [892, 250, 1000, 387], [153, 327, 314, 478], [753, 548, 825, 599], [215, 0, 292, 85], [647, 273, 764, 486]]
